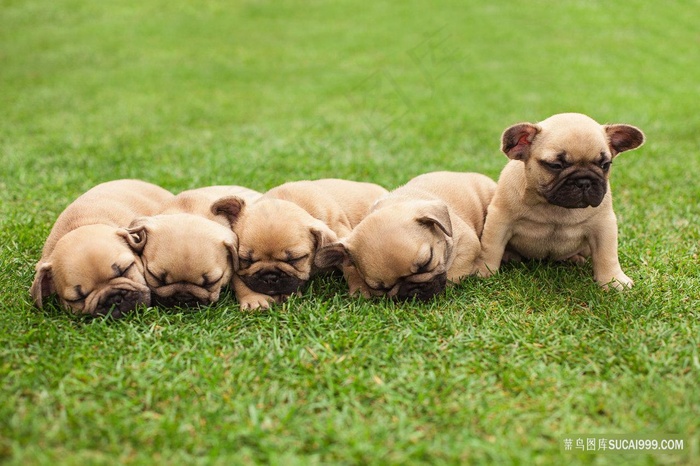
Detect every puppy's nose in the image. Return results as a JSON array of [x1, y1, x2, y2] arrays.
[[574, 178, 592, 190], [259, 271, 282, 284], [173, 292, 206, 306], [154, 292, 208, 308], [396, 274, 447, 302], [96, 290, 138, 318], [402, 282, 424, 295], [397, 282, 439, 301]]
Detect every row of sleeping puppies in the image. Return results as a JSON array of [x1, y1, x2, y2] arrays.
[[29, 174, 480, 316], [30, 113, 645, 317]]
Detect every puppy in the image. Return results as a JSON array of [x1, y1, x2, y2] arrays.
[[315, 172, 497, 301], [159, 185, 262, 226], [123, 186, 261, 308], [477, 113, 645, 290], [212, 179, 389, 310], [30, 180, 174, 317]]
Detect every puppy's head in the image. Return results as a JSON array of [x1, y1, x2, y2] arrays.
[[501, 113, 645, 208], [122, 213, 237, 308], [30, 224, 150, 317], [215, 197, 337, 296], [315, 200, 453, 301]]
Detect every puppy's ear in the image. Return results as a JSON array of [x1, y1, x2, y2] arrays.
[[315, 242, 351, 269], [30, 262, 54, 308], [211, 196, 246, 227], [223, 237, 239, 271], [309, 220, 339, 250], [117, 225, 148, 253], [415, 201, 453, 238], [501, 123, 541, 161], [604, 124, 645, 157]]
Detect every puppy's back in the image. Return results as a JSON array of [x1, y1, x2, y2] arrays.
[[306, 179, 388, 227], [160, 185, 262, 218], [41, 179, 174, 259], [404, 171, 497, 234], [265, 179, 388, 232]]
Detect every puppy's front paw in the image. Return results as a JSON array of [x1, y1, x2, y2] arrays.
[[343, 265, 371, 298], [475, 261, 495, 278], [239, 293, 275, 310], [599, 273, 634, 291], [348, 280, 372, 299], [566, 254, 588, 266]]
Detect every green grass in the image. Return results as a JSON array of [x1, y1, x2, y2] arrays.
[[2, 0, 699, 464]]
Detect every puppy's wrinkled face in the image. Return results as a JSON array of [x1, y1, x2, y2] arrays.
[[531, 124, 611, 209], [340, 203, 452, 301], [502, 113, 645, 209], [234, 199, 335, 296], [124, 214, 237, 308], [42, 225, 150, 317]]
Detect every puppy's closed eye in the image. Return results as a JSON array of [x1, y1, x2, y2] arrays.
[[112, 261, 135, 278], [146, 267, 168, 286], [238, 257, 255, 269], [64, 285, 90, 303], [202, 271, 225, 289], [285, 254, 309, 264]]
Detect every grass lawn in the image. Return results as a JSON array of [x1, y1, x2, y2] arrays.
[[1, 0, 699, 464]]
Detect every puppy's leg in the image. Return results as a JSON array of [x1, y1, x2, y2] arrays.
[[232, 275, 276, 310], [588, 215, 633, 290], [342, 264, 371, 298], [501, 249, 522, 264], [447, 225, 481, 283], [476, 207, 513, 277]]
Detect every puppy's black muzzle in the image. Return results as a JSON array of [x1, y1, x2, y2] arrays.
[[153, 292, 210, 308], [395, 273, 447, 302], [241, 270, 305, 296], [546, 175, 607, 209], [94, 289, 148, 318]]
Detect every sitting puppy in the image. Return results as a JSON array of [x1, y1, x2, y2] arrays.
[[315, 172, 496, 301], [477, 113, 645, 290], [30, 179, 174, 317], [212, 179, 389, 310], [123, 186, 261, 308]]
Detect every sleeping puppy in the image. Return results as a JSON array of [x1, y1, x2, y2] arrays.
[[477, 113, 645, 290], [212, 179, 389, 310], [159, 185, 262, 226], [123, 186, 261, 308], [30, 179, 174, 317], [315, 172, 496, 301]]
